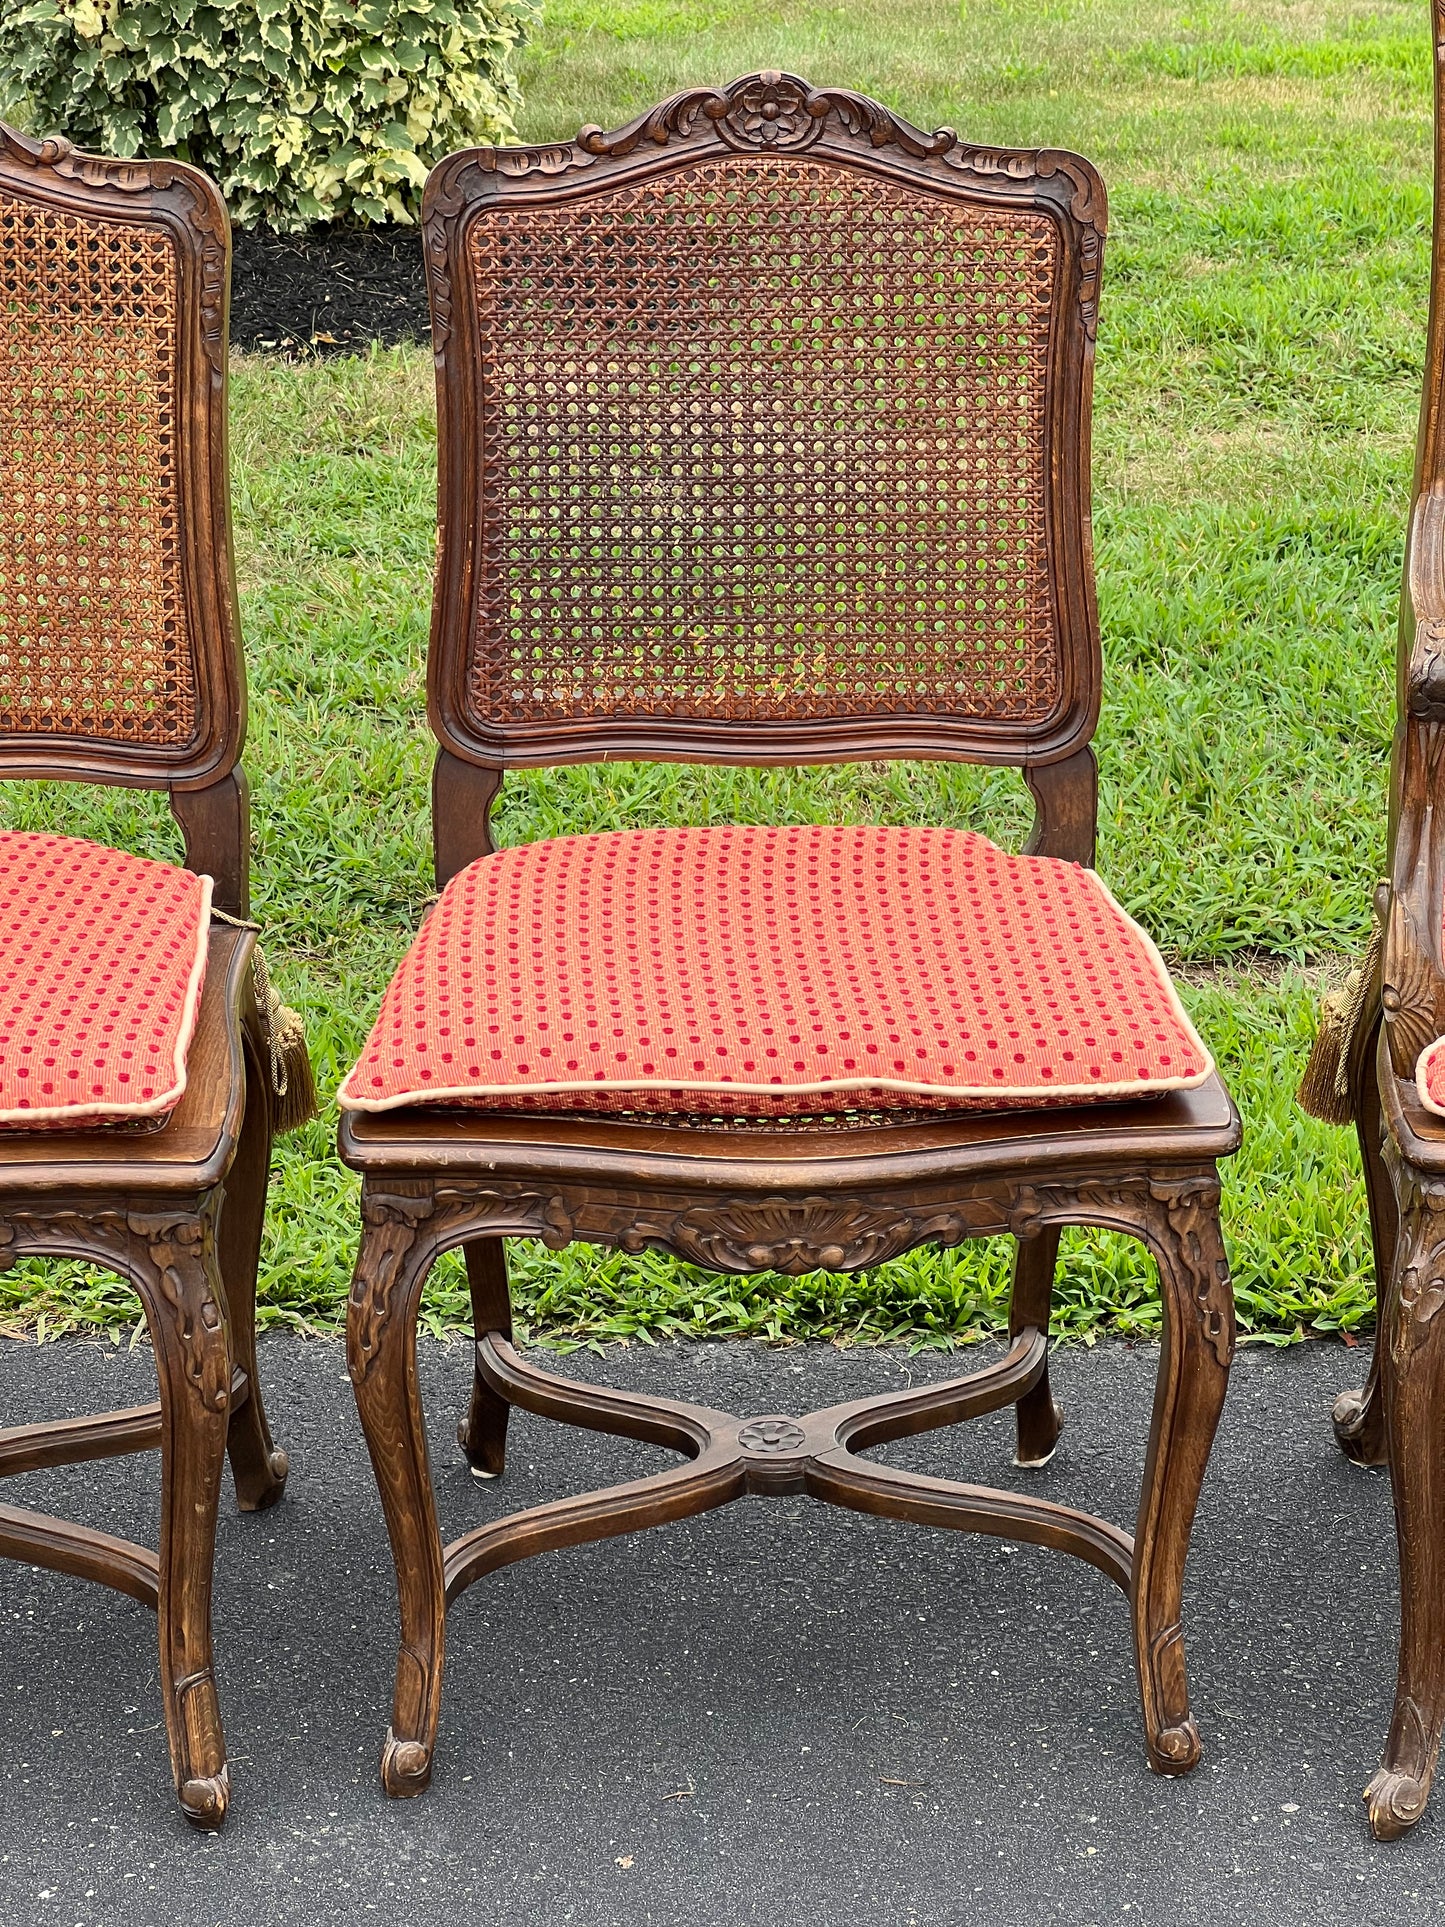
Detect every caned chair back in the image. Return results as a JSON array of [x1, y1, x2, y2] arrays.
[[0, 125, 243, 791], [423, 72, 1106, 773]]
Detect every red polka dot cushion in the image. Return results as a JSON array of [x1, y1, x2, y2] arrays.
[[339, 825, 1212, 1118], [0, 831, 212, 1128], [1417, 1035, 1445, 1117]]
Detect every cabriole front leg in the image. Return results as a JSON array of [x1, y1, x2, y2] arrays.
[[1131, 1174, 1234, 1776], [348, 1186, 447, 1797], [1365, 1155, 1445, 1840], [135, 1208, 235, 1830]]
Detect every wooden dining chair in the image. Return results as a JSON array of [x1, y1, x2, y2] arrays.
[[0, 123, 304, 1827], [338, 71, 1241, 1800], [1311, 0, 1445, 1842]]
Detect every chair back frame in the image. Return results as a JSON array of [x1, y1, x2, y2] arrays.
[[422, 73, 1107, 852], [0, 124, 248, 909]]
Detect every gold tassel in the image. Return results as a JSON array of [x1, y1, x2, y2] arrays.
[[1297, 921, 1382, 1126], [251, 946, 319, 1136]]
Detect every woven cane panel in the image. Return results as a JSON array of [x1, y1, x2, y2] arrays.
[[0, 190, 198, 746], [465, 156, 1060, 732], [496, 1104, 953, 1132]]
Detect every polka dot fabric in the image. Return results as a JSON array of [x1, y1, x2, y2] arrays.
[[1417, 1035, 1445, 1117], [0, 831, 211, 1127], [339, 825, 1212, 1118]]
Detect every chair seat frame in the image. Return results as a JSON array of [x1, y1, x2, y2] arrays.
[[343, 73, 1241, 1802], [343, 1079, 1238, 1794]]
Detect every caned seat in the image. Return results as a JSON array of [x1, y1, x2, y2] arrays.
[[339, 73, 1241, 1811], [0, 124, 305, 1829]]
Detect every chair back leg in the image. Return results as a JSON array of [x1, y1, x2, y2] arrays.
[[1333, 1005, 1394, 1466], [1009, 1225, 1065, 1467], [217, 1025, 289, 1510], [457, 1237, 512, 1480], [1365, 1145, 1445, 1837]]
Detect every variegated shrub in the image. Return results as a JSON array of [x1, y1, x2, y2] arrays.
[[0, 0, 535, 227]]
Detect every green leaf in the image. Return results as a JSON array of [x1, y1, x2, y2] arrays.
[[0, 0, 528, 224]]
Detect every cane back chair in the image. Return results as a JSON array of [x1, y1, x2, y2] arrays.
[[1316, 0, 1445, 1842], [0, 124, 293, 1828], [339, 72, 1242, 1800]]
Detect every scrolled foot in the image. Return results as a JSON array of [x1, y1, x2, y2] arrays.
[[1366, 1766, 1430, 1840], [178, 1767, 230, 1831], [1013, 1397, 1064, 1468], [1147, 1719, 1202, 1776], [457, 1418, 505, 1481], [382, 1730, 433, 1798], [236, 1445, 290, 1513], [1332, 1386, 1388, 1468]]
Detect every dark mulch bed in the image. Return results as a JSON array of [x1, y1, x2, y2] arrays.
[[230, 223, 429, 355]]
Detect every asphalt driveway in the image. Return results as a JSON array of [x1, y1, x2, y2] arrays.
[[0, 1332, 1434, 1927]]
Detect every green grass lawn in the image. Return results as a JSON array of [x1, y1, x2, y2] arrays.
[[0, 0, 1424, 1347]]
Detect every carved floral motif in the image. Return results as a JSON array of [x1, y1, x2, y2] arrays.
[[130, 1206, 229, 1409], [1149, 1176, 1234, 1370], [349, 1188, 442, 1385], [349, 1183, 576, 1380], [715, 73, 831, 149], [1382, 890, 1445, 1076], [1384, 1156, 1445, 1368], [1408, 616, 1445, 721], [618, 1193, 967, 1274], [578, 72, 953, 160], [738, 1416, 807, 1454]]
